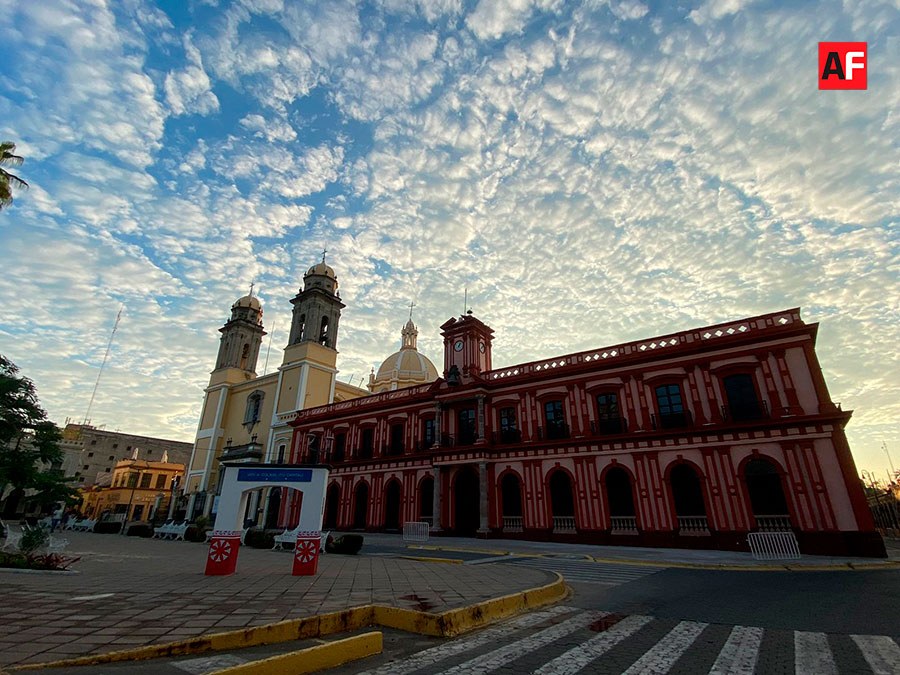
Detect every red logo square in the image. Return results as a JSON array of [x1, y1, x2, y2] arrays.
[[819, 42, 867, 90]]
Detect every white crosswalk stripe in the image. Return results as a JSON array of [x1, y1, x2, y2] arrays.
[[621, 620, 708, 674], [434, 610, 608, 675], [851, 634, 900, 675], [359, 606, 577, 675], [504, 556, 665, 585], [707, 625, 763, 675], [533, 614, 654, 675], [795, 630, 837, 675], [357, 607, 900, 675]]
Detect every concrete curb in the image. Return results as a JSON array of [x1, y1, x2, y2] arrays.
[[11, 572, 566, 670], [399, 555, 464, 565], [207, 632, 383, 675]]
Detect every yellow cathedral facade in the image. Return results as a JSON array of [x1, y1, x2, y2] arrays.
[[183, 257, 438, 524]]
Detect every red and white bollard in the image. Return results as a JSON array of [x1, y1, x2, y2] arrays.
[[292, 531, 321, 576], [204, 530, 242, 576]]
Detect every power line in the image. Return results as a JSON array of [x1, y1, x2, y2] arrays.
[[82, 305, 123, 426]]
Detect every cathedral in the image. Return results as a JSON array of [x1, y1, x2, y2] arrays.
[[186, 257, 884, 557]]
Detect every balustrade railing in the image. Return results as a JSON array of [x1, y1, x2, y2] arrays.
[[721, 400, 769, 423], [552, 516, 576, 533], [357, 446, 373, 460], [676, 515, 710, 536], [591, 417, 627, 435], [651, 410, 693, 431], [538, 423, 570, 441], [502, 516, 523, 533], [754, 515, 792, 532], [492, 429, 522, 444], [610, 516, 638, 534]]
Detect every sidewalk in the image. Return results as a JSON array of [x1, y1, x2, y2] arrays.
[[360, 532, 900, 569], [0, 532, 554, 667]]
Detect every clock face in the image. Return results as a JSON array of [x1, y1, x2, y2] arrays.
[[479, 342, 486, 353], [454, 339, 464, 352]]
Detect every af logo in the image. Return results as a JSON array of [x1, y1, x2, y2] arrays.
[[819, 42, 867, 90]]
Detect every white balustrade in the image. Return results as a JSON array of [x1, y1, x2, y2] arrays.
[[754, 515, 793, 532], [502, 516, 523, 533], [676, 516, 710, 536], [552, 516, 576, 533], [610, 516, 638, 534]]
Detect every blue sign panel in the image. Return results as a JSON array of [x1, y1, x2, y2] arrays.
[[236, 468, 313, 483]]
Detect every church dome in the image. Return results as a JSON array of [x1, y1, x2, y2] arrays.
[[233, 294, 261, 310], [368, 319, 438, 393], [305, 262, 336, 280]]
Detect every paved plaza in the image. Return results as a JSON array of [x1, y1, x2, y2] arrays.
[[0, 532, 553, 667]]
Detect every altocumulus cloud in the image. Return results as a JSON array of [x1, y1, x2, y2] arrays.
[[0, 0, 897, 475]]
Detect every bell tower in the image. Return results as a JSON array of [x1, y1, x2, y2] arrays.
[[213, 291, 266, 377], [287, 259, 344, 351], [441, 311, 494, 381]]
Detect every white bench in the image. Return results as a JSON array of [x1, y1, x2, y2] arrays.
[[69, 519, 97, 532], [273, 529, 330, 552], [46, 535, 68, 554], [153, 522, 189, 540], [205, 528, 250, 544], [1, 526, 23, 553]]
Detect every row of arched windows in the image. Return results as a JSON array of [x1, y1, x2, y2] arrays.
[[320, 457, 791, 534]]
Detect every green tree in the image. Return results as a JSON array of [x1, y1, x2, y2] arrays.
[[0, 355, 78, 513], [0, 142, 28, 211]]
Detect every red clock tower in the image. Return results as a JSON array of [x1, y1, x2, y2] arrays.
[[440, 311, 494, 380]]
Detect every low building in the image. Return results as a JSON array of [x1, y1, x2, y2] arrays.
[[286, 308, 884, 558], [60, 423, 192, 488], [80, 459, 185, 523]]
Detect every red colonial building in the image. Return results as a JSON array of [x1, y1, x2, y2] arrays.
[[285, 308, 884, 557]]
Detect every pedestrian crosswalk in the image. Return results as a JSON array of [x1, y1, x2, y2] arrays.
[[357, 606, 900, 674], [502, 555, 665, 586]]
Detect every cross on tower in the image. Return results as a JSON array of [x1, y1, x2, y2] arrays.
[[408, 301, 416, 320], [249, 282, 255, 297], [321, 248, 328, 264]]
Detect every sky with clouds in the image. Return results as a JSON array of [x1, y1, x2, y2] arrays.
[[0, 0, 898, 478]]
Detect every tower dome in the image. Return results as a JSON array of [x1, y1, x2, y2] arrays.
[[368, 319, 438, 393]]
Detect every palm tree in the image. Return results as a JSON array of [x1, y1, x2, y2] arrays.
[[0, 142, 28, 210]]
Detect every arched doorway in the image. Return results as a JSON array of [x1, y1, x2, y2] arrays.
[[745, 459, 791, 531], [604, 467, 637, 533], [383, 480, 402, 531], [324, 483, 340, 530], [500, 473, 523, 532], [548, 470, 576, 533], [419, 477, 434, 525], [453, 467, 480, 535], [669, 464, 709, 535], [264, 488, 281, 529], [352, 482, 369, 530]]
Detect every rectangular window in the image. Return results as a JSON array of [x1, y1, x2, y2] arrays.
[[499, 407, 520, 443], [87, 452, 94, 458], [654, 384, 688, 429], [108, 455, 115, 461], [543, 401, 568, 439], [390, 423, 404, 455], [90, 440, 97, 445], [458, 408, 476, 445], [723, 373, 763, 421], [155, 474, 166, 490], [83, 465, 89, 470], [277, 444, 286, 464], [139, 473, 152, 488], [334, 433, 346, 461], [595, 393, 624, 434], [127, 472, 139, 488], [361, 428, 374, 459], [112, 444, 118, 449], [423, 418, 435, 448], [104, 467, 110, 472]]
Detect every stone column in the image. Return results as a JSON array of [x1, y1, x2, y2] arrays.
[[432, 402, 442, 448], [478, 461, 490, 534], [186, 492, 197, 521], [476, 395, 486, 442], [166, 488, 180, 521], [432, 465, 442, 532], [259, 487, 271, 527]]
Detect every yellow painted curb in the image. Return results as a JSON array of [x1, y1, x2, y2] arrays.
[[413, 544, 512, 557], [208, 632, 383, 675], [12, 572, 566, 671], [587, 556, 900, 572], [400, 555, 464, 565]]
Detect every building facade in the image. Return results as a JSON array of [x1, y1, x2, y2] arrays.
[[184, 259, 369, 525], [60, 423, 192, 488], [287, 308, 884, 558], [80, 458, 185, 522]]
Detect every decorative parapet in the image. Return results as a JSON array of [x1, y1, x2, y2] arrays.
[[487, 309, 801, 382]]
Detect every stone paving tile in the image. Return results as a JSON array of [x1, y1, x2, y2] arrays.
[[0, 531, 552, 667]]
